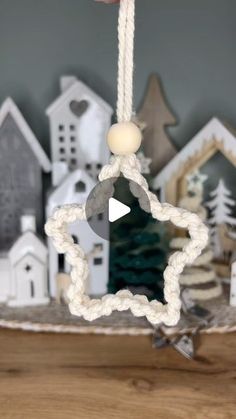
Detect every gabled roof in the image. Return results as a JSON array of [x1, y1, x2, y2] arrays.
[[9, 231, 47, 266], [153, 117, 236, 189], [46, 78, 113, 116], [0, 98, 51, 173], [47, 168, 96, 211]]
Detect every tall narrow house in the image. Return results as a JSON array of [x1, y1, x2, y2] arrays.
[[0, 98, 51, 250], [46, 76, 113, 186]]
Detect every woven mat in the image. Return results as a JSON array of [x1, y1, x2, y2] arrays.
[[0, 288, 235, 336]]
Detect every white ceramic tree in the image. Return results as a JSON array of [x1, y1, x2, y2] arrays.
[[207, 180, 236, 226], [206, 180, 236, 257]]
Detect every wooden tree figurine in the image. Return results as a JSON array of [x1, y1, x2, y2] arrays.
[[137, 74, 177, 176]]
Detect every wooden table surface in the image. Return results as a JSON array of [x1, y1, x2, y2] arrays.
[[0, 329, 235, 419]]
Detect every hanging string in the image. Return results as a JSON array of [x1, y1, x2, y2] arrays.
[[116, 0, 135, 122]]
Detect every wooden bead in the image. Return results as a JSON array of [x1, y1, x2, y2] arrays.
[[107, 122, 142, 155]]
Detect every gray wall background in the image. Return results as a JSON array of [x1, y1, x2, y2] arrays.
[[0, 0, 236, 195]]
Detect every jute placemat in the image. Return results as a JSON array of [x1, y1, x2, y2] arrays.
[[0, 290, 235, 336]]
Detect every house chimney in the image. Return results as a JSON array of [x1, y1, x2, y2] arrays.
[[60, 76, 77, 93], [20, 214, 36, 234]]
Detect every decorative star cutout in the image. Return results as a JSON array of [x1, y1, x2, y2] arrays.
[[187, 170, 208, 193], [45, 155, 208, 326], [137, 151, 152, 174]]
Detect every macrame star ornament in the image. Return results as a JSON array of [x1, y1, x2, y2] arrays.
[[45, 0, 208, 326]]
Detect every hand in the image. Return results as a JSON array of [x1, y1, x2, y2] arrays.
[[95, 0, 120, 4]]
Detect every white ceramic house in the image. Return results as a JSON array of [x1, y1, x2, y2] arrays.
[[47, 169, 109, 298], [230, 260, 236, 306], [7, 215, 49, 307], [46, 76, 113, 186], [0, 254, 11, 303]]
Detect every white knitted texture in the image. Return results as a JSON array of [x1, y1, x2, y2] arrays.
[[45, 154, 209, 326], [188, 283, 222, 301]]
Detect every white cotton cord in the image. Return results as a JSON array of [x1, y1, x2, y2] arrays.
[[45, 155, 209, 326], [116, 0, 135, 122]]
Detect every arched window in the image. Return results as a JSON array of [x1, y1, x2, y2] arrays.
[[72, 235, 79, 244], [75, 181, 86, 193], [58, 253, 65, 272]]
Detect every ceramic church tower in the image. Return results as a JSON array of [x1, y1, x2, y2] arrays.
[[8, 215, 49, 307], [0, 215, 49, 307]]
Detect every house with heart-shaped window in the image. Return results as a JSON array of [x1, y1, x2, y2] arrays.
[[46, 76, 113, 187]]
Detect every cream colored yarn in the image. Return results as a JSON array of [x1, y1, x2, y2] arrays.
[[45, 0, 209, 326]]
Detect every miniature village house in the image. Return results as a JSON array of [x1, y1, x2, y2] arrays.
[[0, 255, 10, 303], [46, 76, 113, 186], [0, 98, 51, 250], [0, 215, 49, 307], [47, 169, 109, 298], [153, 118, 236, 205]]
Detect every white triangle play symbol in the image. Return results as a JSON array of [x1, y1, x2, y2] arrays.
[[108, 197, 131, 223]]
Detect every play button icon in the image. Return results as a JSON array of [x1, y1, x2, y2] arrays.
[[85, 176, 151, 241], [108, 198, 131, 222]]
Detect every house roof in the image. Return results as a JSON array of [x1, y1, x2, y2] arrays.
[[0, 98, 51, 173], [153, 117, 236, 189], [46, 78, 113, 116], [47, 168, 96, 212], [9, 231, 47, 266]]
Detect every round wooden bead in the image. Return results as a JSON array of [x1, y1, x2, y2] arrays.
[[107, 122, 142, 155]]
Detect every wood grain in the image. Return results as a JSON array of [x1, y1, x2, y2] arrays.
[[165, 137, 236, 207], [0, 329, 235, 418], [137, 74, 177, 176]]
